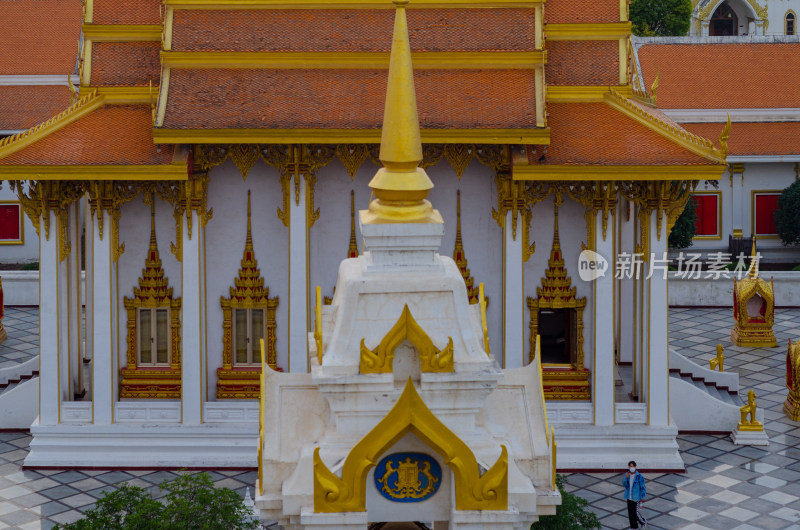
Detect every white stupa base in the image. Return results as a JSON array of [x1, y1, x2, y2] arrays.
[[731, 427, 770, 446], [553, 423, 684, 471]]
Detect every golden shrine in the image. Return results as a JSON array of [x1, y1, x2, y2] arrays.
[[731, 239, 777, 348], [785, 339, 800, 422]]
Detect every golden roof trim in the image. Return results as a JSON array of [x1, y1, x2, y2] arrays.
[[544, 22, 632, 41], [152, 128, 550, 144], [160, 51, 546, 69], [166, 0, 540, 8], [512, 164, 727, 181], [0, 90, 104, 160], [604, 89, 727, 164], [82, 24, 162, 42]]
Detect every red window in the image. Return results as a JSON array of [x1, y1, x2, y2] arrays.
[[754, 193, 780, 235], [0, 204, 21, 242], [693, 194, 719, 237]]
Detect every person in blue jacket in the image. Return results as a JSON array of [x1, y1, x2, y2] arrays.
[[622, 460, 646, 529]]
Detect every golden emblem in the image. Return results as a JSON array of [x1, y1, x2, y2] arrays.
[[377, 456, 440, 501]]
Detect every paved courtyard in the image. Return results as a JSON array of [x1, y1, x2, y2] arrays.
[[0, 306, 799, 529]]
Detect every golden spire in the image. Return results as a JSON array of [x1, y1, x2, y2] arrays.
[[149, 193, 158, 251], [453, 190, 480, 303], [748, 236, 759, 279], [364, 0, 438, 224], [348, 190, 358, 258], [246, 190, 254, 251]]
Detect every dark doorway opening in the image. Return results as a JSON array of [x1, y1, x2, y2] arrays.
[[710, 3, 738, 36], [538, 309, 576, 365]]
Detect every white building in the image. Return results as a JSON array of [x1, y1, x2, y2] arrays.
[[691, 0, 799, 36]]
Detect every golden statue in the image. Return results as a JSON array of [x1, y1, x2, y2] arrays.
[[731, 238, 777, 347], [738, 390, 763, 431], [709, 343, 724, 372], [784, 339, 800, 421]]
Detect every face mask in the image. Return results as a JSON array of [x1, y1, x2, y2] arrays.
[[629, 467, 636, 473]]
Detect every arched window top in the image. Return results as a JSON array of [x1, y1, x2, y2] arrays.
[[787, 11, 797, 36]]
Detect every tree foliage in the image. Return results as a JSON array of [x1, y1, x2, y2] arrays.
[[775, 180, 800, 246], [531, 475, 601, 530], [630, 0, 693, 36], [55, 473, 260, 530], [668, 195, 697, 249]]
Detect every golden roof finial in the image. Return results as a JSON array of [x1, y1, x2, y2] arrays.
[[245, 190, 253, 249], [348, 190, 358, 257], [149, 193, 158, 251], [650, 70, 660, 104], [719, 113, 732, 159], [364, 0, 437, 224], [748, 236, 759, 279]]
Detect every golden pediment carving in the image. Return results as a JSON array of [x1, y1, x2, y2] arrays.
[[359, 305, 454, 374], [313, 378, 507, 512]]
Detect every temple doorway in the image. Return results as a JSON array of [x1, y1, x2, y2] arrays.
[[538, 309, 576, 365], [710, 3, 738, 36]]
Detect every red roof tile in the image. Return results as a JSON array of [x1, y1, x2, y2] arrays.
[[683, 122, 800, 157], [0, 0, 81, 75], [544, 0, 620, 24], [0, 86, 71, 130], [93, 0, 161, 25], [546, 41, 619, 86], [0, 105, 173, 166], [171, 9, 535, 52], [91, 42, 161, 87], [161, 69, 537, 130], [638, 43, 800, 109], [535, 103, 713, 166]]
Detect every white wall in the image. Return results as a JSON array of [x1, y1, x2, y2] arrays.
[[205, 160, 289, 394], [524, 196, 594, 369], [0, 186, 39, 264], [117, 196, 183, 371]]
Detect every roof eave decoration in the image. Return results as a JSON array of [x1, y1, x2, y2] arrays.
[[0, 90, 103, 160], [151, 128, 551, 145], [603, 89, 728, 165]]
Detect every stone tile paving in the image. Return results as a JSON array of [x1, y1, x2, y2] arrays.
[[0, 308, 39, 369], [0, 307, 799, 529], [566, 308, 800, 530]]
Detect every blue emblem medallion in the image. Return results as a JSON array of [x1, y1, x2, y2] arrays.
[[374, 452, 442, 502]]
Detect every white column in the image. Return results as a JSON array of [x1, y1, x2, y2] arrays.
[[288, 175, 309, 373], [181, 209, 204, 424], [58, 214, 70, 402], [67, 201, 82, 397], [503, 210, 524, 369], [731, 164, 745, 237], [39, 210, 61, 426], [648, 209, 670, 427], [594, 210, 615, 426], [618, 201, 635, 365], [91, 208, 114, 425], [84, 197, 94, 367]]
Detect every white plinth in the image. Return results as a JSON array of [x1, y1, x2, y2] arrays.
[[731, 427, 770, 446]]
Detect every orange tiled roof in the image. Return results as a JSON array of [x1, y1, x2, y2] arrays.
[[0, 105, 174, 166], [91, 42, 161, 87], [638, 43, 800, 109], [546, 41, 619, 86], [161, 69, 536, 130], [171, 9, 535, 52], [533, 103, 713, 166], [544, 0, 620, 24], [0, 0, 81, 75], [0, 86, 71, 131], [93, 0, 162, 25], [682, 122, 800, 157]]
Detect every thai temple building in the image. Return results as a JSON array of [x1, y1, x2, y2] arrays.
[[7, 0, 782, 488], [690, 0, 800, 36], [633, 35, 800, 263]]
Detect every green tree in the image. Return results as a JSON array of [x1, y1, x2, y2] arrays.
[[630, 0, 693, 36], [531, 475, 601, 530], [668, 195, 697, 249], [55, 473, 260, 530], [775, 180, 800, 246]]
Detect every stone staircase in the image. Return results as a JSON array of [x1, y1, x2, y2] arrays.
[[0, 356, 39, 428], [669, 348, 743, 433]]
